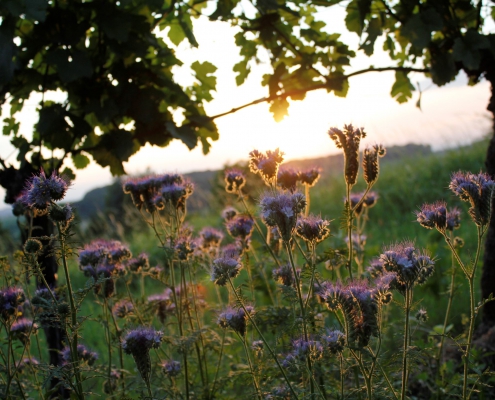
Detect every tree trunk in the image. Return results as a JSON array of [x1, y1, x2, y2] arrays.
[[481, 67, 495, 328]]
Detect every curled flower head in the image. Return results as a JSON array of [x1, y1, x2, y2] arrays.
[[321, 329, 346, 355], [362, 144, 386, 185], [249, 148, 284, 185], [174, 235, 196, 261], [273, 263, 300, 287], [16, 357, 40, 373], [217, 306, 254, 336], [446, 207, 461, 231], [162, 360, 181, 377], [211, 256, 242, 286], [449, 171, 495, 226], [148, 289, 175, 323], [277, 168, 300, 192], [299, 167, 321, 187], [0, 287, 25, 321], [416, 201, 448, 232], [122, 327, 163, 383], [79, 239, 132, 268], [226, 214, 254, 243], [23, 170, 70, 211], [348, 191, 378, 216], [126, 253, 150, 273], [224, 168, 246, 193], [220, 243, 244, 259], [11, 318, 38, 344], [24, 238, 43, 255], [161, 180, 194, 211], [199, 227, 224, 253], [62, 344, 98, 366], [222, 206, 238, 221], [328, 124, 366, 187], [377, 242, 435, 291], [286, 336, 324, 364], [295, 215, 330, 244], [260, 192, 306, 242], [112, 299, 134, 319]]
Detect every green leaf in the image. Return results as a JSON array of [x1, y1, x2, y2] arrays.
[[100, 13, 133, 42], [60, 167, 76, 182], [360, 17, 381, 56], [0, 17, 16, 86], [453, 30, 489, 70], [165, 122, 198, 150], [91, 130, 138, 176], [390, 71, 414, 104], [46, 49, 93, 83], [401, 15, 430, 50], [24, 0, 48, 22], [345, 0, 372, 35], [430, 51, 457, 86], [168, 22, 187, 46], [191, 61, 217, 101], [269, 97, 289, 122], [233, 60, 250, 86], [72, 154, 90, 170], [178, 10, 198, 47]]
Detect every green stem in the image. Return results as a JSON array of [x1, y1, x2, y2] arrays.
[[346, 184, 354, 280], [209, 330, 226, 400], [227, 277, 299, 400], [102, 298, 113, 395], [401, 288, 411, 400], [239, 333, 262, 400]]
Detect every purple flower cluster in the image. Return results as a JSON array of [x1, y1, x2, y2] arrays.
[[211, 256, 243, 286], [348, 191, 378, 216], [295, 215, 330, 244], [299, 167, 322, 187], [226, 214, 254, 244], [222, 206, 238, 221], [217, 306, 254, 336], [16, 357, 40, 373], [22, 170, 70, 211], [319, 280, 381, 347], [112, 299, 134, 318], [416, 201, 449, 232], [249, 148, 285, 185], [162, 360, 181, 377], [374, 242, 435, 291], [62, 344, 98, 366], [199, 227, 224, 254], [273, 263, 300, 287], [449, 171, 495, 226], [11, 318, 38, 344], [126, 253, 150, 273], [148, 289, 175, 323], [0, 287, 25, 320], [321, 329, 346, 355], [174, 234, 196, 261], [260, 192, 306, 242], [277, 168, 300, 192], [224, 168, 246, 193]]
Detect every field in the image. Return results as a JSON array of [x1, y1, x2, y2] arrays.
[[0, 134, 492, 399]]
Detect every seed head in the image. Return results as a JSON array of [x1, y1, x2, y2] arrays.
[[328, 124, 366, 187], [362, 144, 386, 185], [24, 238, 43, 254]]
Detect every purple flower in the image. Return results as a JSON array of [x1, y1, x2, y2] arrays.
[[224, 168, 246, 193], [446, 207, 461, 231], [126, 253, 150, 272], [148, 289, 175, 323], [217, 306, 254, 336], [62, 344, 98, 366], [161, 181, 194, 211], [221, 206, 238, 221], [0, 287, 25, 320], [23, 170, 70, 210], [162, 360, 181, 377], [449, 171, 495, 226], [273, 263, 300, 287], [277, 168, 299, 192], [260, 192, 306, 242], [416, 201, 447, 231], [112, 299, 134, 318], [299, 167, 321, 187], [226, 214, 254, 242], [11, 318, 38, 344], [220, 243, 244, 259], [174, 235, 196, 261], [295, 215, 330, 244], [16, 357, 40, 373], [249, 148, 284, 185], [321, 329, 346, 354], [211, 256, 242, 286], [348, 191, 378, 215], [79, 239, 132, 268], [199, 227, 224, 253]]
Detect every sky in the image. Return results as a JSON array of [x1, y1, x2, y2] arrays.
[[0, 4, 492, 209]]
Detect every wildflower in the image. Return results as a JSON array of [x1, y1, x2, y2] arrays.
[[161, 180, 194, 211], [376, 241, 435, 292], [126, 253, 150, 272], [416, 201, 448, 232], [148, 289, 175, 323], [277, 168, 300, 192], [23, 170, 70, 211], [222, 206, 238, 221], [449, 171, 495, 226], [299, 167, 321, 187], [295, 215, 330, 244], [11, 318, 38, 344], [362, 144, 386, 185], [224, 168, 246, 193], [249, 148, 284, 185], [103, 369, 122, 394], [348, 191, 378, 216], [321, 330, 346, 355], [226, 214, 254, 244], [62, 344, 98, 366], [252, 340, 264, 357], [174, 235, 195, 261], [260, 192, 306, 242], [446, 207, 461, 231], [290, 336, 324, 362], [122, 327, 163, 383], [49, 203, 74, 228], [0, 287, 25, 320], [112, 299, 134, 318], [273, 263, 300, 287], [199, 227, 224, 253], [416, 308, 428, 322], [162, 360, 181, 377], [211, 256, 242, 286], [79, 239, 132, 268], [217, 306, 254, 336], [16, 357, 40, 373], [220, 243, 244, 259], [328, 124, 366, 187], [24, 238, 43, 254], [12, 193, 28, 216]]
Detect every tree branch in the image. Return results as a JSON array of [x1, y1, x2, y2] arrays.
[[210, 66, 428, 120]]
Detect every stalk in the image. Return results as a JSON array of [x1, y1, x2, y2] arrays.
[[209, 330, 226, 399], [238, 333, 262, 400], [401, 288, 412, 400]]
